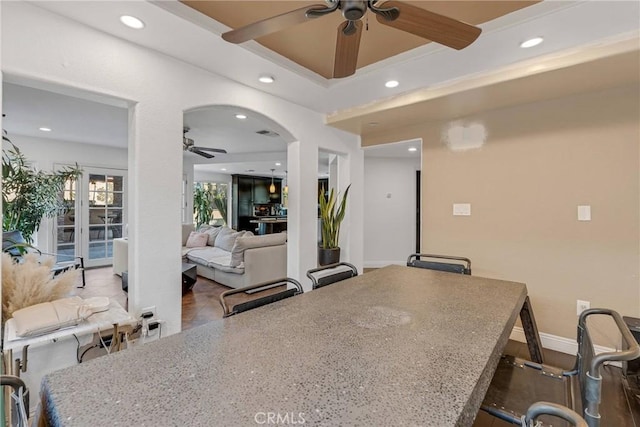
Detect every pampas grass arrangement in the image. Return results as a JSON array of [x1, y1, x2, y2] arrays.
[[2, 252, 77, 324]]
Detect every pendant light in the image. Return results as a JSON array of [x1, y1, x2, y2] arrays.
[[269, 169, 276, 193], [283, 170, 288, 194]]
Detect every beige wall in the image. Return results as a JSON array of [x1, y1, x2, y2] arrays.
[[364, 84, 640, 344]]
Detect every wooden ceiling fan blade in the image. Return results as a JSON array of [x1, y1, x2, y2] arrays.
[[193, 146, 227, 154], [222, 4, 332, 44], [190, 149, 215, 159], [333, 20, 363, 79], [375, 1, 481, 50]]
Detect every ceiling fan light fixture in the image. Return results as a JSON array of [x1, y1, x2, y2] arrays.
[[258, 75, 275, 84], [520, 37, 543, 48], [385, 80, 399, 88], [120, 15, 145, 30]]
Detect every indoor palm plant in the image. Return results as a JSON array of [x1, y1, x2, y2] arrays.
[[193, 183, 214, 227], [213, 190, 227, 225], [318, 184, 351, 265], [193, 182, 227, 227], [2, 134, 82, 243]]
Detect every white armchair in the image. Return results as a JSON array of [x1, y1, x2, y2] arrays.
[[112, 238, 128, 276]]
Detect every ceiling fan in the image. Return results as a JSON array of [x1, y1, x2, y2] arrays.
[[221, 0, 482, 79], [183, 127, 227, 159]]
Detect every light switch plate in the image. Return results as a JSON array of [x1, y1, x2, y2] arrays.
[[578, 205, 591, 221], [453, 203, 471, 216]]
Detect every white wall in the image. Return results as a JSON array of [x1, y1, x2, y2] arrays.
[[11, 135, 127, 170], [2, 2, 363, 333], [8, 134, 128, 250], [193, 170, 232, 183], [363, 157, 420, 267]]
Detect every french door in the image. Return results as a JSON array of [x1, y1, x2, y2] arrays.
[[55, 166, 127, 267]]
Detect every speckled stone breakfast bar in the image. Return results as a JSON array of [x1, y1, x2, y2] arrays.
[[41, 265, 526, 426]]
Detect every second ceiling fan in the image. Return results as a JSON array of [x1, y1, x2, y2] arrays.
[[222, 0, 482, 79], [183, 127, 227, 159]]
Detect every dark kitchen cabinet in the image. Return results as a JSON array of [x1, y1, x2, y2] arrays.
[[232, 174, 282, 231], [237, 177, 253, 217], [253, 179, 270, 204]]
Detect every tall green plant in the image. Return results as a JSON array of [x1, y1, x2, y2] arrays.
[[193, 183, 214, 227], [319, 184, 351, 249], [213, 191, 227, 225], [193, 183, 228, 226], [2, 137, 82, 243]]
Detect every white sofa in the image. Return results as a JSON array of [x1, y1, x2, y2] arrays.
[[181, 224, 287, 289]]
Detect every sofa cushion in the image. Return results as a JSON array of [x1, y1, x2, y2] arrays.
[[215, 227, 244, 252], [230, 233, 287, 267], [202, 226, 222, 246], [181, 247, 195, 257], [186, 231, 208, 248], [186, 247, 244, 274], [182, 224, 196, 246]]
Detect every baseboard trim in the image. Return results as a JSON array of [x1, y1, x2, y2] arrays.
[[363, 260, 405, 268], [510, 326, 619, 366]]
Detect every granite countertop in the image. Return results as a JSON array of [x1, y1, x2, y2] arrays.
[[41, 265, 526, 426]]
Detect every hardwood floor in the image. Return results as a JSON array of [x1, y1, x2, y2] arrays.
[[70, 266, 128, 311], [473, 340, 576, 427], [77, 266, 283, 329], [79, 267, 636, 426]]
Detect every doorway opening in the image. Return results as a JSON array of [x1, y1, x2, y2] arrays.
[[362, 139, 422, 267]]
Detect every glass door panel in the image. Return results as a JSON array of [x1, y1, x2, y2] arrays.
[[55, 178, 78, 262], [84, 170, 127, 267]]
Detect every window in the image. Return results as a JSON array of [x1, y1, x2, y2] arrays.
[[193, 182, 228, 226]]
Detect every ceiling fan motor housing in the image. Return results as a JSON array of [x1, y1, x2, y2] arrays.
[[341, 0, 367, 21]]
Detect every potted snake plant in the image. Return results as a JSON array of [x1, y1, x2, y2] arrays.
[[318, 184, 350, 266]]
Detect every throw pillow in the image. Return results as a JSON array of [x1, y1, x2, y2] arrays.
[[215, 227, 243, 252], [230, 233, 287, 267], [185, 231, 208, 248], [202, 226, 222, 246]]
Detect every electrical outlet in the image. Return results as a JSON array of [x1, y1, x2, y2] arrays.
[[141, 306, 156, 319], [577, 300, 590, 316]]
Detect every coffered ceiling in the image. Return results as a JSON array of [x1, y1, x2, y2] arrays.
[[6, 0, 638, 178], [181, 1, 538, 79], [31, 0, 640, 116]]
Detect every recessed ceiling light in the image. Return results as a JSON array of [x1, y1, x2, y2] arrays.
[[235, 114, 247, 120], [120, 15, 145, 30], [39, 127, 52, 132], [368, 122, 379, 127], [408, 147, 417, 152], [221, 168, 227, 171], [275, 162, 281, 166], [385, 80, 399, 88], [258, 75, 275, 84], [520, 37, 543, 48]]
